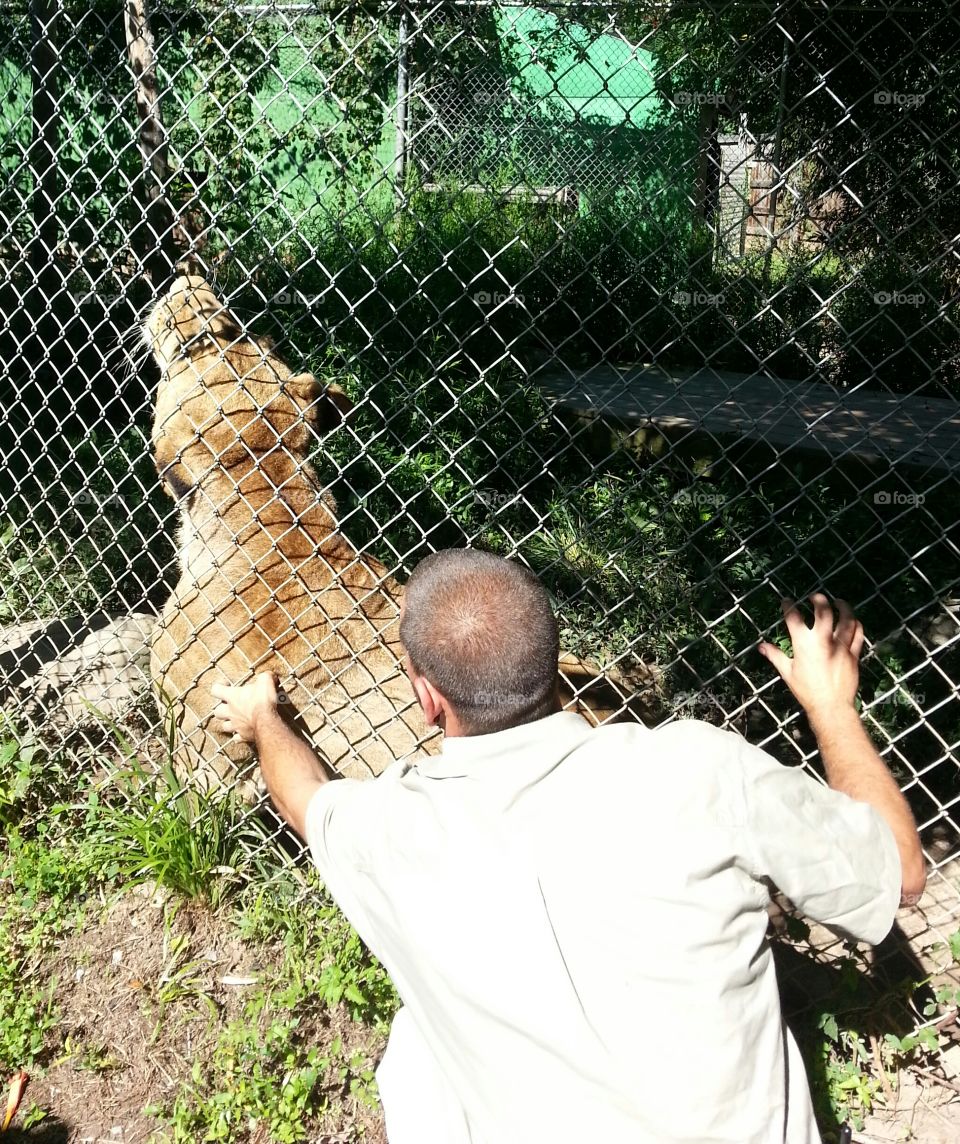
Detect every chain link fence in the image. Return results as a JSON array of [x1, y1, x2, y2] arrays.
[[1, 0, 959, 1065]]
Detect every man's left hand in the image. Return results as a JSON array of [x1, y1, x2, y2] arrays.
[[212, 673, 281, 742]]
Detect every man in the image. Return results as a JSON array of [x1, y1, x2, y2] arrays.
[[213, 549, 925, 1144]]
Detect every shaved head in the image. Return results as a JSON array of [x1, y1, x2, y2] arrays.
[[399, 549, 560, 735]]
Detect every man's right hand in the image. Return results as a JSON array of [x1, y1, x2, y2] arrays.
[[759, 594, 863, 723]]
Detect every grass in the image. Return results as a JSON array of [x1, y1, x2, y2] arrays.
[[189, 189, 960, 400], [0, 343, 957, 1137], [90, 759, 256, 906], [0, 823, 100, 1072], [0, 419, 175, 619], [0, 15, 957, 1136], [792, 940, 960, 1134], [0, 721, 395, 1140]]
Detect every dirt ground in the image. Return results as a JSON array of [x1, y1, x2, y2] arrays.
[[856, 1080, 960, 1143], [6, 886, 387, 1144]]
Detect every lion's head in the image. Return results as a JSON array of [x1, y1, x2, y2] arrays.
[[145, 275, 351, 502]]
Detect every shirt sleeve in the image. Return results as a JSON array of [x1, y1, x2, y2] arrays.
[[304, 776, 383, 881], [735, 735, 902, 945]]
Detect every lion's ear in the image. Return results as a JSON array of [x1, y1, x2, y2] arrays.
[[288, 373, 354, 432], [320, 382, 354, 428]]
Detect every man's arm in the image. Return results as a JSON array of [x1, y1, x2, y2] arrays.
[[212, 674, 331, 839], [760, 594, 926, 905]]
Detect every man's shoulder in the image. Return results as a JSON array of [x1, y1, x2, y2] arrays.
[[590, 715, 741, 758], [305, 764, 404, 831], [304, 766, 411, 880]]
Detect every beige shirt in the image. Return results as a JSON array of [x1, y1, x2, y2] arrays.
[[306, 711, 901, 1144]]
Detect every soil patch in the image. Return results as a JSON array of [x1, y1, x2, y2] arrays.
[[16, 885, 387, 1143]]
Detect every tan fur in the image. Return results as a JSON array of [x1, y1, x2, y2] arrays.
[[146, 277, 652, 799]]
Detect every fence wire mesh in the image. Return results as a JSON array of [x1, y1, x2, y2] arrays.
[[1, 0, 959, 1054]]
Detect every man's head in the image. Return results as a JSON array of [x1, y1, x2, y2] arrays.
[[399, 549, 560, 736]]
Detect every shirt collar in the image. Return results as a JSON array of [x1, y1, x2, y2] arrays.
[[415, 711, 592, 780]]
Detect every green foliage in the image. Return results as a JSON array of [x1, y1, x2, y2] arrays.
[[0, 6, 957, 1131], [817, 1020, 883, 1131], [150, 1016, 373, 1143], [0, 425, 174, 619], [827, 255, 960, 398], [88, 761, 256, 906], [0, 520, 67, 622], [0, 709, 393, 1136], [0, 826, 94, 1071], [792, 931, 960, 1133], [650, 1, 960, 259], [234, 872, 398, 1029], [0, 719, 87, 836], [0, 725, 38, 825]]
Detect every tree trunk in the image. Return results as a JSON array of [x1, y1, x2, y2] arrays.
[[393, 5, 411, 198], [124, 0, 181, 288], [763, 13, 793, 277], [696, 101, 720, 227]]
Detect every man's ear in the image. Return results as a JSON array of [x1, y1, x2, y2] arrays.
[[411, 674, 443, 727], [287, 373, 354, 432]]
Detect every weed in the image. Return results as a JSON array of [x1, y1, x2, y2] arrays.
[[20, 1102, 49, 1129], [150, 1014, 334, 1143], [151, 909, 219, 1032], [58, 1036, 123, 1073], [0, 729, 36, 827], [794, 929, 960, 1133], [331, 1036, 379, 1110], [89, 760, 254, 906], [234, 870, 398, 1029], [0, 828, 95, 1070], [0, 719, 79, 834]]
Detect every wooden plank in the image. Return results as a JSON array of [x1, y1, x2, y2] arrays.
[[533, 362, 960, 473]]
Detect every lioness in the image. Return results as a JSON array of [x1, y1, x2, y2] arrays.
[[146, 276, 648, 799], [146, 275, 442, 797]]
